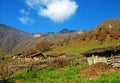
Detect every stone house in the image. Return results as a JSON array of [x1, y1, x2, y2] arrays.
[[83, 45, 120, 68]]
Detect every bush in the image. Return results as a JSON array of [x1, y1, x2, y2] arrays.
[[35, 39, 54, 52], [48, 55, 68, 68]]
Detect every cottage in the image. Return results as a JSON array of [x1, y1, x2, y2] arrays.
[[27, 52, 43, 58], [83, 45, 120, 68], [13, 50, 44, 61], [13, 53, 23, 58]]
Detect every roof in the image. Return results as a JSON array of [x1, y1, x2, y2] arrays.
[[27, 52, 43, 58], [83, 45, 120, 57]]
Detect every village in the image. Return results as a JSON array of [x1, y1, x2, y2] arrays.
[[6, 44, 119, 76]]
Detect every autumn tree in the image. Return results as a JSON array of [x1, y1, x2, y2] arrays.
[[35, 39, 54, 52]]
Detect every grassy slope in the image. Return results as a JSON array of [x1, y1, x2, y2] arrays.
[[5, 40, 120, 83], [6, 66, 120, 83], [5, 66, 87, 83], [45, 40, 120, 55], [86, 71, 120, 83]]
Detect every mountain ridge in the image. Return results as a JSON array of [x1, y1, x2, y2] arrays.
[[59, 28, 76, 34], [0, 18, 120, 54], [0, 24, 37, 53], [90, 18, 120, 33]]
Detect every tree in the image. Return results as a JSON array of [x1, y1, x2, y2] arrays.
[[35, 39, 54, 52]]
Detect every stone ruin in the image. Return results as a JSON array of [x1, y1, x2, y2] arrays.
[[83, 44, 120, 68]]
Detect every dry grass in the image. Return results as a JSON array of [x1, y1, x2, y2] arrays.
[[79, 62, 116, 80]]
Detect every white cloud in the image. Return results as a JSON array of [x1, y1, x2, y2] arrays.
[[18, 16, 34, 24], [18, 9, 34, 24], [25, 0, 78, 22], [25, 0, 41, 8], [19, 9, 29, 15]]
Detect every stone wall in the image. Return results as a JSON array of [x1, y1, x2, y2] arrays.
[[87, 55, 107, 65], [112, 55, 120, 68], [87, 55, 120, 68]]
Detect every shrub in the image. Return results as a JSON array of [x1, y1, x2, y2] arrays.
[[35, 39, 54, 52], [48, 55, 68, 68]]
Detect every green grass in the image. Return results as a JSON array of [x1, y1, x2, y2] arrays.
[[5, 65, 120, 83], [5, 65, 87, 83], [85, 71, 120, 83], [0, 58, 18, 63], [45, 40, 120, 55], [4, 40, 120, 83]]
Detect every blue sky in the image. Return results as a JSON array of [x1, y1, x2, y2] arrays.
[[0, 0, 120, 33]]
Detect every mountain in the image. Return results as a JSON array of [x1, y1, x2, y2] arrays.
[[1, 18, 120, 53], [0, 24, 38, 53], [42, 32, 55, 36], [59, 28, 76, 34], [90, 18, 120, 33]]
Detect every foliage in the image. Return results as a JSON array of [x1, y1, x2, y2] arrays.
[[35, 39, 54, 52]]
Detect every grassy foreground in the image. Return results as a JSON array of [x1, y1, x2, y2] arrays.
[[5, 66, 86, 83], [5, 65, 120, 83]]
